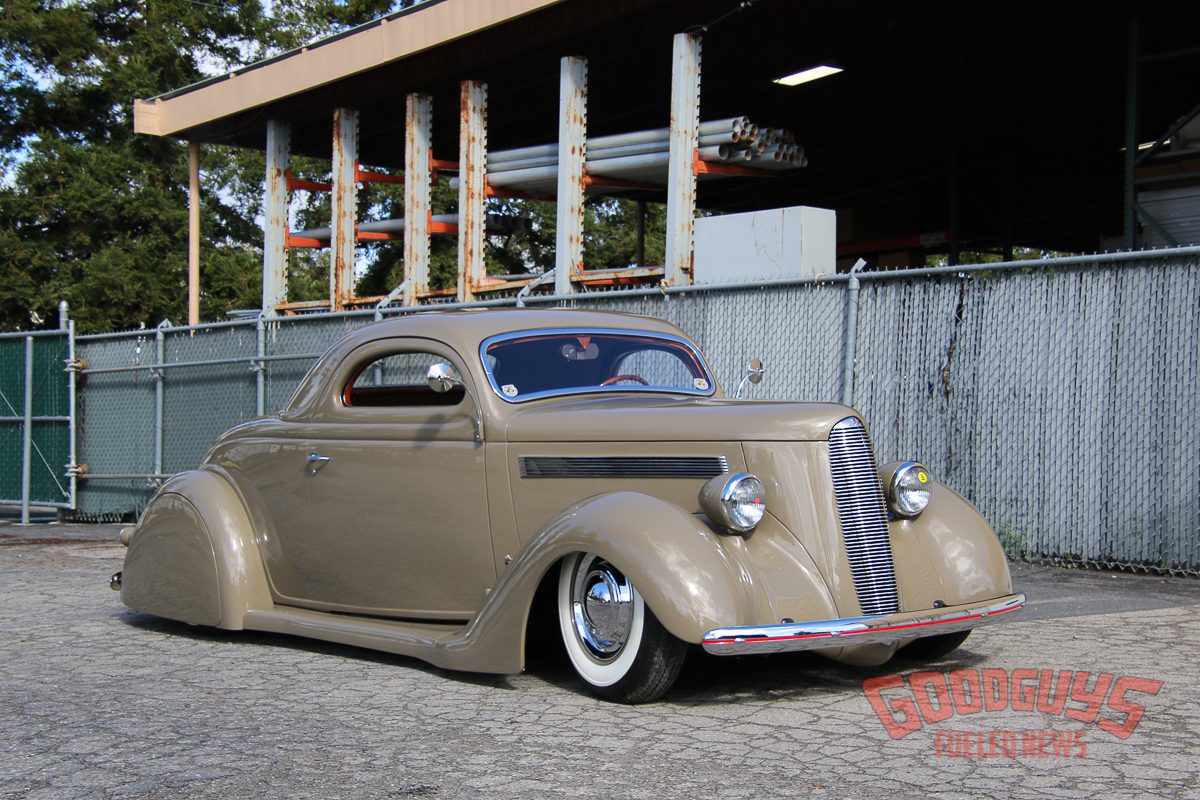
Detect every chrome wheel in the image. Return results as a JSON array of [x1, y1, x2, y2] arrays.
[[557, 552, 688, 703], [571, 555, 636, 661]]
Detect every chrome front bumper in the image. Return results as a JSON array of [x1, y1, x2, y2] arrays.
[[702, 593, 1025, 656]]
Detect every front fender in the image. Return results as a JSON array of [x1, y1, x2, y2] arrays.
[[121, 468, 271, 629], [893, 480, 1014, 608], [437, 491, 776, 673]]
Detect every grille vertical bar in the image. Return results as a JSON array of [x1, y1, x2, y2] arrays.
[[828, 417, 899, 615]]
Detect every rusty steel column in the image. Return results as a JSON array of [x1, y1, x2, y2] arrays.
[[187, 141, 201, 325], [330, 107, 359, 310], [262, 120, 290, 315], [457, 81, 487, 303], [403, 93, 433, 306], [554, 56, 587, 296], [664, 32, 701, 286]]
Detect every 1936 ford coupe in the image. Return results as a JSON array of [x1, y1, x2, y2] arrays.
[[115, 308, 1024, 703]]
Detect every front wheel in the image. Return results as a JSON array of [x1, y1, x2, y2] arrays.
[[557, 553, 687, 703]]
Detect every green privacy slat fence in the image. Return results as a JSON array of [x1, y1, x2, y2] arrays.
[[6, 247, 1192, 574], [0, 333, 71, 507]]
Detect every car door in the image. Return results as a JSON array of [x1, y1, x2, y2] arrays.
[[265, 337, 494, 620]]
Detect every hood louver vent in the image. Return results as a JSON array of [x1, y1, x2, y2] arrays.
[[519, 455, 729, 479]]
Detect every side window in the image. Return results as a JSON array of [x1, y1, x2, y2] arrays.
[[344, 351, 464, 407]]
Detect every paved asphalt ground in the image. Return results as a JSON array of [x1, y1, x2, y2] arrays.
[[2, 520, 1198, 800]]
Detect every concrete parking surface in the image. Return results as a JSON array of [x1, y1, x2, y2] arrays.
[[1, 522, 1198, 800]]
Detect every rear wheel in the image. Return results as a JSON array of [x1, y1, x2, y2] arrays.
[[557, 553, 686, 703]]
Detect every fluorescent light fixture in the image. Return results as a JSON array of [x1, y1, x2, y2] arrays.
[[774, 65, 843, 87]]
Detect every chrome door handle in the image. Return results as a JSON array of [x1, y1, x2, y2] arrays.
[[306, 453, 331, 476]]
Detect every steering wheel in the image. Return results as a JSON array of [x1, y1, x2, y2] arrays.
[[601, 374, 649, 386]]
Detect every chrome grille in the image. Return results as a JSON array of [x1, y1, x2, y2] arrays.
[[828, 417, 899, 615], [519, 455, 728, 479]]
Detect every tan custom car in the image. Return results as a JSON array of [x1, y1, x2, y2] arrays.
[[113, 308, 1024, 703]]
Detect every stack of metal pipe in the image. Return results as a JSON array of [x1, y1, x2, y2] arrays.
[[449, 117, 805, 194]]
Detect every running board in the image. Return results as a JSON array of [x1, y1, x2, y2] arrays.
[[243, 607, 469, 667]]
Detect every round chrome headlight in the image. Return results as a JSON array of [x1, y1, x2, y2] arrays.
[[699, 472, 767, 534], [888, 461, 932, 518]]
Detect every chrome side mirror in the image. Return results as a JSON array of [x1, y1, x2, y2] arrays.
[[734, 358, 765, 399], [426, 362, 482, 443], [426, 362, 461, 393]]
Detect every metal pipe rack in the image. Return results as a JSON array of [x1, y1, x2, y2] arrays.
[[252, 31, 807, 312]]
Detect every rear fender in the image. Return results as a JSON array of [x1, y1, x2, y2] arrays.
[[121, 469, 271, 629]]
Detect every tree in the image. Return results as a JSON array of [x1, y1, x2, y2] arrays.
[[0, 0, 665, 330], [0, 0, 400, 332]]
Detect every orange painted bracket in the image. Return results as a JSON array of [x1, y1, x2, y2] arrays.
[[287, 178, 333, 192], [485, 182, 543, 201], [692, 150, 777, 178], [355, 231, 401, 242], [285, 234, 324, 249], [356, 168, 405, 185], [430, 157, 459, 172], [583, 173, 662, 192], [429, 222, 459, 235], [285, 169, 333, 192]]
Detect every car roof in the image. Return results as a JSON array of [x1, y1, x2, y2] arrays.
[[280, 308, 699, 418], [341, 307, 692, 354]]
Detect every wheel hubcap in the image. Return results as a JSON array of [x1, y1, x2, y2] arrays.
[[571, 555, 635, 661]]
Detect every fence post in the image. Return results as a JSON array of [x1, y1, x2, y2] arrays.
[[153, 325, 165, 477], [20, 336, 33, 524], [67, 317, 77, 509], [840, 259, 867, 407], [255, 315, 266, 417]]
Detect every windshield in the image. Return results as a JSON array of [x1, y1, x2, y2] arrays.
[[480, 328, 716, 403]]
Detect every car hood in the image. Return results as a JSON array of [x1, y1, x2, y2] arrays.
[[501, 395, 854, 442]]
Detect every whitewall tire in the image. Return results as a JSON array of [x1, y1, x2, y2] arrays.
[[557, 552, 687, 703]]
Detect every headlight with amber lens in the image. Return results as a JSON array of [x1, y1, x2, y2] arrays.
[[699, 472, 767, 534], [888, 461, 931, 518]]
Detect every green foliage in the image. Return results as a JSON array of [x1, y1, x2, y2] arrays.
[[584, 198, 665, 268], [0, 0, 403, 332], [0, 0, 667, 329]]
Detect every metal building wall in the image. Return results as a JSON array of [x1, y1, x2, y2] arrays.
[[64, 250, 1200, 575]]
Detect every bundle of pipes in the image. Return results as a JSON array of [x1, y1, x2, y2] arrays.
[[448, 117, 805, 194]]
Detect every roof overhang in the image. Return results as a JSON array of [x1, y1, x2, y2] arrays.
[[133, 0, 564, 137], [130, 0, 1200, 254]]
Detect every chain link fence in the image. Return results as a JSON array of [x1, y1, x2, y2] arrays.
[[57, 249, 1200, 575], [0, 330, 73, 515]]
